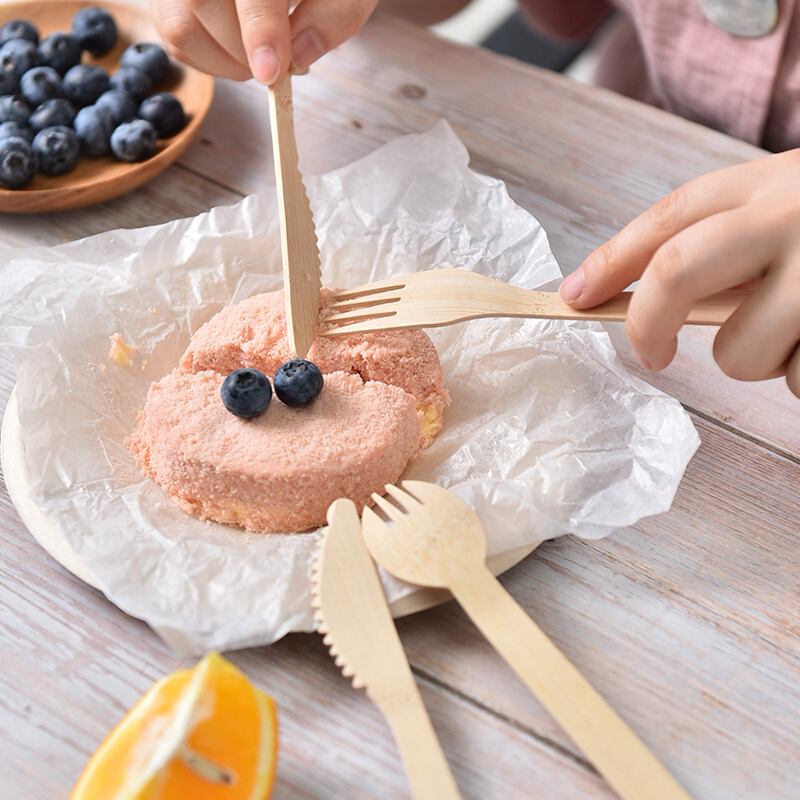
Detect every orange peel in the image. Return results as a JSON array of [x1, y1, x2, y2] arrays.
[[70, 652, 278, 800]]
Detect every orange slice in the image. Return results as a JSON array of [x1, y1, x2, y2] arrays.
[[70, 652, 278, 800]]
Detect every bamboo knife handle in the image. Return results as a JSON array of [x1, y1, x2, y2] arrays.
[[372, 683, 462, 800]]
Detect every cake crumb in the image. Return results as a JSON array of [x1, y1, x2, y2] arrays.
[[109, 333, 136, 367]]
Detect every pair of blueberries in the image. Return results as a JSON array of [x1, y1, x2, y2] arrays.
[[0, 122, 88, 187], [221, 361, 326, 419]]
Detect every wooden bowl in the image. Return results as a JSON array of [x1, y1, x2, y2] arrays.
[[0, 0, 215, 212]]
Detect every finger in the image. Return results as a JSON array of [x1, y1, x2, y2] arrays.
[[784, 343, 800, 398], [625, 205, 777, 370], [289, 0, 379, 73], [712, 262, 800, 381], [188, 0, 249, 64], [151, 0, 252, 79], [167, 23, 252, 79], [562, 160, 761, 308], [234, 0, 291, 84]]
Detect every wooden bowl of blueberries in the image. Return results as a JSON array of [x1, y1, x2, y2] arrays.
[[0, 0, 215, 212]]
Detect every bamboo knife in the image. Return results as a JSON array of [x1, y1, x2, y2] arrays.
[[311, 499, 462, 800], [268, 73, 322, 358]]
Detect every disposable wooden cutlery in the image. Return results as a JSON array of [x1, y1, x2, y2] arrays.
[[362, 481, 695, 800], [311, 498, 462, 800], [268, 73, 322, 358], [321, 267, 747, 336]]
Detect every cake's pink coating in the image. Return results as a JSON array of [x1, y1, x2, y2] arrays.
[[180, 289, 449, 440], [127, 370, 422, 533]]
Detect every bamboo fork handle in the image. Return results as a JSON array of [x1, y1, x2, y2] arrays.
[[372, 687, 462, 800], [448, 562, 694, 800], [525, 288, 748, 325]]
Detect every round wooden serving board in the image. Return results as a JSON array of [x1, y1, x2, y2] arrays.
[[1, 386, 538, 623], [0, 0, 215, 212]]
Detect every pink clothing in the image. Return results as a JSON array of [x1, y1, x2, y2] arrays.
[[519, 0, 800, 151]]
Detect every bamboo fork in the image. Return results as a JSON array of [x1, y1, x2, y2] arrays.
[[362, 481, 695, 800], [321, 268, 747, 336]]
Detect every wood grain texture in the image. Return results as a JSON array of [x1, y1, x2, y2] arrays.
[[2, 10, 800, 800], [0, 164, 243, 248]]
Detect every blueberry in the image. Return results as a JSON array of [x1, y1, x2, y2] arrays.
[[0, 19, 39, 46], [0, 38, 38, 75], [32, 124, 80, 175], [19, 66, 62, 107], [273, 359, 324, 407], [37, 32, 81, 75], [71, 7, 117, 57], [28, 97, 76, 132], [0, 93, 30, 123], [0, 120, 33, 142], [0, 134, 37, 188], [62, 64, 109, 107], [73, 104, 114, 156], [0, 38, 39, 93], [108, 66, 152, 102], [110, 118, 156, 161], [138, 91, 185, 138], [95, 88, 137, 125], [220, 369, 272, 418], [119, 42, 170, 84]]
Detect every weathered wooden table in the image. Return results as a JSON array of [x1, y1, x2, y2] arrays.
[[2, 12, 799, 800]]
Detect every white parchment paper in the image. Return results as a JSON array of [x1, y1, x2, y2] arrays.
[[0, 121, 699, 656]]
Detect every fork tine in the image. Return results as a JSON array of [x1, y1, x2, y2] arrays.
[[327, 294, 401, 312], [384, 483, 422, 512], [330, 280, 407, 301], [323, 308, 399, 326], [370, 493, 410, 525], [328, 287, 403, 310]]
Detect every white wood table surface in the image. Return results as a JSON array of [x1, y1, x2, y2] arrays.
[[2, 11, 800, 800]]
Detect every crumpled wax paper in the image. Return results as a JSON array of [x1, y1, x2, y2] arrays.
[[0, 121, 699, 656]]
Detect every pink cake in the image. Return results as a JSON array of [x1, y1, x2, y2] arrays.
[[127, 289, 449, 533], [181, 289, 449, 444]]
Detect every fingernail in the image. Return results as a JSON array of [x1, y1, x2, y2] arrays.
[[253, 46, 280, 84], [291, 29, 323, 74], [559, 267, 584, 303], [634, 349, 653, 370]]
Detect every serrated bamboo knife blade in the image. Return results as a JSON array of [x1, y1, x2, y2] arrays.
[[311, 498, 461, 800], [268, 73, 322, 359]]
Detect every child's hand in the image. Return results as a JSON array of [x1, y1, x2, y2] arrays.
[[150, 0, 379, 84], [559, 149, 800, 397]]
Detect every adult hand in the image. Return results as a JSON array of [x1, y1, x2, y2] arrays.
[[559, 149, 800, 397], [151, 0, 380, 84]]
